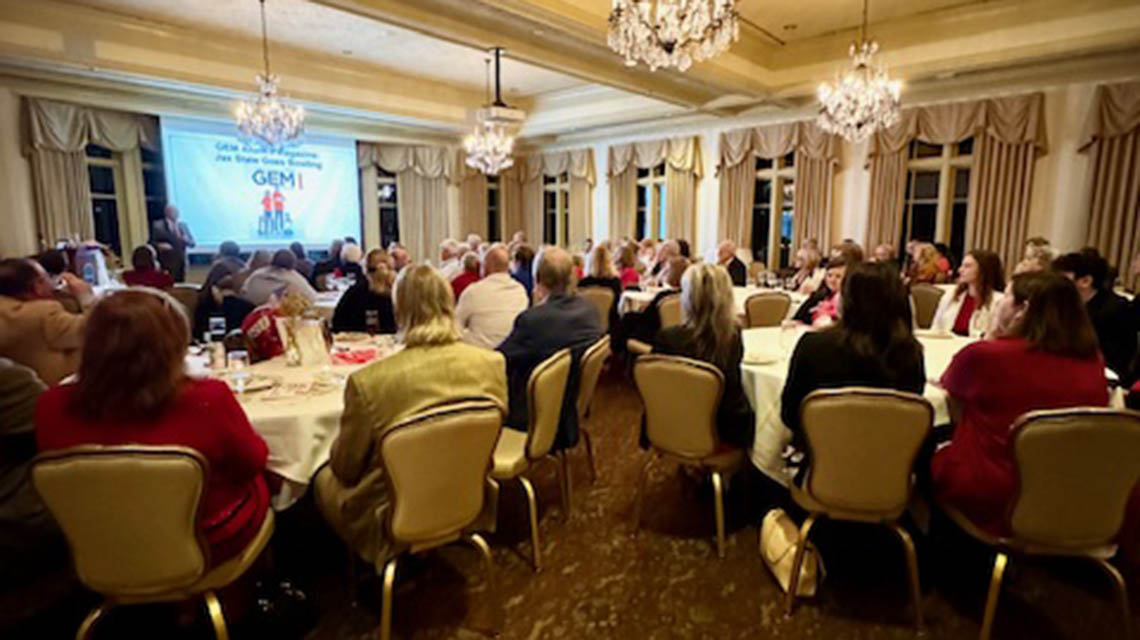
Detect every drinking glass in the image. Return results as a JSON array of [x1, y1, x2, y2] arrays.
[[779, 321, 799, 359], [228, 350, 250, 392]]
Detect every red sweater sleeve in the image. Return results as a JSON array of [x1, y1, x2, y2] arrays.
[[207, 381, 268, 480], [941, 341, 984, 401]]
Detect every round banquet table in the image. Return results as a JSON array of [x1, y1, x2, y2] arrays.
[[619, 286, 808, 320], [741, 326, 973, 487], [187, 336, 397, 509], [313, 290, 342, 322]]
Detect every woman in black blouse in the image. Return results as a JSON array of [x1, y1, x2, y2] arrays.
[[331, 249, 397, 334]]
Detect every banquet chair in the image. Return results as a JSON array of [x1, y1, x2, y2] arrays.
[[490, 348, 572, 571], [579, 286, 615, 333], [744, 292, 792, 328], [749, 262, 766, 285], [168, 284, 200, 323], [938, 408, 1140, 640], [627, 295, 683, 356], [911, 284, 945, 329], [784, 388, 933, 629], [31, 445, 274, 640], [371, 399, 505, 640], [575, 335, 611, 483], [633, 355, 741, 558]]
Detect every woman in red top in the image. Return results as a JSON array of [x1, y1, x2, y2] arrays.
[[122, 244, 174, 289], [36, 289, 269, 565], [932, 272, 1108, 536]]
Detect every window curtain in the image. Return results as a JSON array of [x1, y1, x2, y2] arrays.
[[716, 122, 840, 253], [24, 97, 157, 247], [456, 152, 488, 239], [607, 136, 702, 242], [518, 149, 595, 245], [499, 164, 524, 241], [357, 143, 454, 263], [1080, 81, 1140, 290], [865, 93, 1047, 272]]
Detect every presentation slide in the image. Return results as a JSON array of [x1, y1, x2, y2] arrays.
[[161, 117, 361, 252]]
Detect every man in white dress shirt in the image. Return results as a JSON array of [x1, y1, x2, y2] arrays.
[[455, 246, 528, 349], [438, 239, 462, 281]]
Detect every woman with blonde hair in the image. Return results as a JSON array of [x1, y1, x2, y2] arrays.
[[579, 244, 622, 330], [790, 247, 823, 293], [909, 243, 942, 284], [315, 263, 507, 567], [331, 249, 397, 334], [652, 263, 754, 448]]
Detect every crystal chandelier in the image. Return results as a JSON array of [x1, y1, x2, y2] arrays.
[[816, 0, 901, 143], [464, 48, 517, 176], [236, 0, 304, 148], [607, 0, 740, 72]]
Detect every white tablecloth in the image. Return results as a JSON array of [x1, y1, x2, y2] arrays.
[[618, 286, 808, 320], [741, 327, 974, 486], [313, 291, 342, 322]]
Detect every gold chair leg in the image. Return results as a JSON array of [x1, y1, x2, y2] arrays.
[[890, 523, 924, 631], [581, 429, 598, 484], [979, 552, 1008, 640], [711, 470, 727, 559], [518, 476, 542, 572], [204, 590, 229, 640], [632, 453, 656, 537], [75, 601, 110, 640], [784, 514, 819, 617], [1094, 559, 1133, 640], [379, 557, 399, 640], [465, 533, 502, 636]]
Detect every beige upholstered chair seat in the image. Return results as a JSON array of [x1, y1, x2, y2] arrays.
[[491, 429, 530, 478], [789, 485, 904, 525]]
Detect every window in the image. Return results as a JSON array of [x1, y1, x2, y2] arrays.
[[86, 145, 123, 256], [487, 175, 500, 241], [899, 138, 974, 263], [543, 172, 569, 246], [141, 147, 166, 223], [751, 153, 795, 269], [377, 169, 398, 248], [636, 164, 666, 241]]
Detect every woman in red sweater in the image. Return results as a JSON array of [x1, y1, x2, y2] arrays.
[[36, 289, 269, 565], [932, 271, 1108, 536]]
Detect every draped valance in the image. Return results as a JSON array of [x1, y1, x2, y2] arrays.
[[869, 93, 1047, 158], [357, 143, 454, 182], [608, 137, 703, 178], [518, 149, 596, 186], [717, 121, 840, 173], [27, 97, 157, 152], [1080, 82, 1140, 151]]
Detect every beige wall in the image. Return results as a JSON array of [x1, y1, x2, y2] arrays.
[[0, 87, 36, 257]]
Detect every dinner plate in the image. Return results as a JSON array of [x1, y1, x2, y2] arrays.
[[220, 372, 279, 394], [743, 351, 780, 365], [914, 329, 954, 340]]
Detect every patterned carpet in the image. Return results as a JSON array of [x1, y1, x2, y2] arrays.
[[5, 368, 1135, 639]]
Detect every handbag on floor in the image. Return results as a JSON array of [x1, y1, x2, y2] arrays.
[[760, 508, 823, 597]]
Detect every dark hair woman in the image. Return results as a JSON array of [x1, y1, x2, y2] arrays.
[[122, 244, 174, 289], [932, 272, 1108, 536], [930, 250, 1005, 337], [35, 289, 270, 564]]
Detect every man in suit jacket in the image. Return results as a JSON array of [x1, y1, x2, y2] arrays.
[[0, 259, 92, 385], [498, 247, 603, 449], [717, 240, 748, 287], [150, 204, 196, 282]]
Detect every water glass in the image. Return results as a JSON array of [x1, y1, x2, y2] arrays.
[[779, 321, 799, 359], [228, 350, 250, 392]]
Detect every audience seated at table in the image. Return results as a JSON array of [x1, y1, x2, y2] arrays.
[[909, 243, 947, 284], [578, 244, 623, 329], [0, 358, 67, 583], [311, 239, 345, 288], [193, 241, 246, 337], [332, 249, 397, 335], [438, 239, 463, 282], [717, 240, 748, 286], [1053, 251, 1137, 386], [122, 244, 174, 289], [498, 247, 603, 448], [451, 252, 482, 300], [315, 264, 507, 567], [390, 245, 410, 273], [792, 257, 848, 326], [231, 249, 272, 294], [652, 262, 755, 449], [291, 241, 315, 281], [616, 244, 641, 289], [637, 238, 656, 272], [455, 246, 528, 350], [615, 256, 688, 354], [930, 250, 1004, 337], [649, 240, 681, 283], [0, 259, 92, 385], [35, 289, 270, 565], [241, 249, 319, 307], [932, 271, 1110, 536], [36, 249, 69, 285], [934, 242, 955, 275], [782, 261, 926, 474], [871, 243, 897, 267], [510, 244, 536, 301], [788, 246, 824, 293]]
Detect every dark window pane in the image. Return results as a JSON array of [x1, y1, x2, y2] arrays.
[[909, 140, 942, 159], [950, 202, 968, 264], [636, 206, 647, 241], [85, 145, 113, 159], [751, 205, 770, 264], [637, 167, 649, 179], [143, 169, 165, 199], [380, 206, 399, 247], [564, 209, 570, 246], [140, 147, 162, 164], [88, 166, 114, 195], [379, 169, 396, 179], [488, 205, 500, 241], [543, 175, 555, 186], [487, 187, 498, 207], [909, 204, 938, 242], [756, 179, 772, 204], [783, 152, 795, 168], [487, 175, 499, 186], [756, 156, 773, 171], [146, 199, 166, 222], [954, 168, 971, 199], [956, 137, 974, 157], [544, 191, 557, 244], [637, 184, 648, 208], [91, 198, 121, 256], [913, 171, 939, 200]]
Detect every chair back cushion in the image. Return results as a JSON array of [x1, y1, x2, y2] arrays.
[[32, 445, 208, 596], [381, 399, 503, 545], [169, 286, 200, 323], [526, 349, 573, 459], [745, 293, 791, 328], [576, 336, 611, 420], [1010, 409, 1140, 548], [801, 388, 933, 515], [910, 284, 945, 329], [658, 295, 683, 329], [578, 287, 615, 332], [634, 355, 724, 459]]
